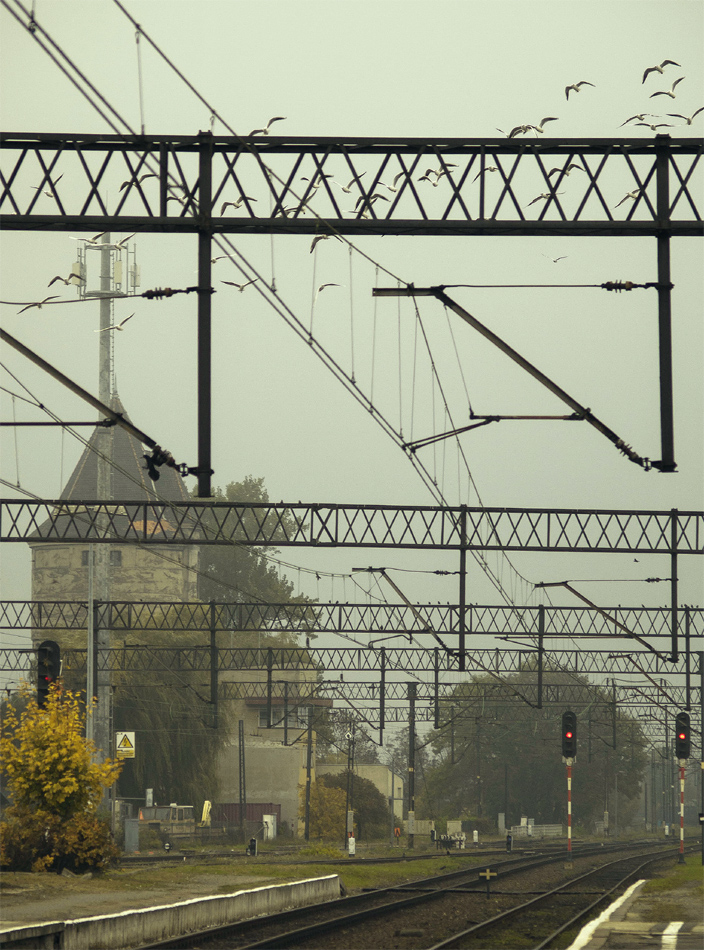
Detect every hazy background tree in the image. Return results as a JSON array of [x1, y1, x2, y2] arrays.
[[416, 667, 648, 831], [111, 476, 317, 811], [317, 770, 388, 839]]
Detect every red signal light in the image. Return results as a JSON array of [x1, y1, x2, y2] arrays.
[[561, 711, 577, 757]]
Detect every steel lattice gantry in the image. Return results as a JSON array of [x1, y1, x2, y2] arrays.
[[1, 599, 702, 640], [2, 644, 700, 741], [2, 501, 703, 550], [4, 502, 702, 664], [2, 133, 703, 488], [1, 133, 702, 237]]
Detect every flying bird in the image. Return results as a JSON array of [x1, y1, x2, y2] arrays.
[[310, 234, 342, 253], [386, 171, 409, 191], [666, 107, 704, 125], [220, 196, 257, 214], [17, 296, 59, 314], [119, 173, 157, 190], [649, 77, 685, 99], [333, 172, 367, 193], [505, 124, 533, 138], [614, 189, 643, 208], [111, 233, 135, 250], [316, 282, 340, 297], [211, 254, 235, 263], [248, 116, 286, 135], [473, 166, 499, 182], [31, 173, 63, 197], [96, 313, 134, 332], [526, 192, 563, 207], [565, 81, 595, 100], [642, 60, 681, 83], [69, 232, 106, 246], [48, 273, 83, 287], [619, 113, 659, 127], [530, 117, 559, 134], [635, 122, 674, 131], [355, 192, 389, 209], [547, 163, 584, 177], [221, 278, 259, 292], [543, 254, 568, 263], [301, 174, 332, 189]]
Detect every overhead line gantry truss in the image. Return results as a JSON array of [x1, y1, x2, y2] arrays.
[[2, 132, 702, 485], [1, 599, 701, 642], [1, 133, 702, 237]]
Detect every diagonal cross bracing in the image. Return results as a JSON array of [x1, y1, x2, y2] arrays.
[[4, 500, 703, 551], [1, 134, 702, 236], [2, 600, 701, 640]]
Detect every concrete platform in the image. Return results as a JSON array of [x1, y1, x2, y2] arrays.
[[0, 875, 341, 949], [568, 864, 704, 950]]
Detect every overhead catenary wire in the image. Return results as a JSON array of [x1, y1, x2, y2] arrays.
[[2, 1, 543, 615], [0, 362, 391, 603], [134, 25, 146, 136], [0, 0, 615, 649]]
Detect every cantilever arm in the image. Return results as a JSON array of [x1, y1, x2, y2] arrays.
[[373, 286, 651, 469]]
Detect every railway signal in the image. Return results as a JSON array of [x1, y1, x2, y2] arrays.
[[674, 712, 690, 760], [37, 639, 61, 707], [561, 711, 577, 759]]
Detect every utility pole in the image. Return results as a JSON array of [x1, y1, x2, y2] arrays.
[[304, 712, 313, 841], [408, 683, 416, 849], [238, 719, 246, 842], [93, 234, 113, 763]]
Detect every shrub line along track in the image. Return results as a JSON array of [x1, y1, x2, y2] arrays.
[[138, 841, 679, 950]]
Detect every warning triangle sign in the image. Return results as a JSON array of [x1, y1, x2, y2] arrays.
[[116, 732, 136, 757]]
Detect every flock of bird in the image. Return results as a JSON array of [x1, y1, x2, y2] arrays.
[[13, 63, 702, 317]]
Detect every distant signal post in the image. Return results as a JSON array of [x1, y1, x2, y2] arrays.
[[562, 711, 578, 860], [675, 712, 690, 864]]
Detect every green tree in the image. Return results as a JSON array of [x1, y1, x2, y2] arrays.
[[316, 712, 380, 766], [318, 771, 388, 839], [418, 667, 648, 831], [303, 781, 346, 839], [0, 684, 121, 872], [109, 477, 317, 812], [193, 477, 314, 616]]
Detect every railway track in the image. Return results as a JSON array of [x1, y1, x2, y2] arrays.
[[140, 840, 675, 949]]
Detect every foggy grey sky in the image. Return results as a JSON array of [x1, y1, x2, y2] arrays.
[[1, 1, 702, 666]]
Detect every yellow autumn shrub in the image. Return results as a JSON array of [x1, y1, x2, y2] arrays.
[[0, 684, 122, 872]]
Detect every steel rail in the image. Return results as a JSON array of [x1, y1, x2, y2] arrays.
[[427, 846, 695, 950], [137, 842, 642, 950]]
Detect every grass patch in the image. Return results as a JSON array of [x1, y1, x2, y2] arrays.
[[97, 852, 487, 896], [643, 856, 704, 894], [640, 900, 690, 922]]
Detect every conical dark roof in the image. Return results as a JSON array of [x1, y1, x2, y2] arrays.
[[60, 393, 189, 503], [29, 394, 190, 541]]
